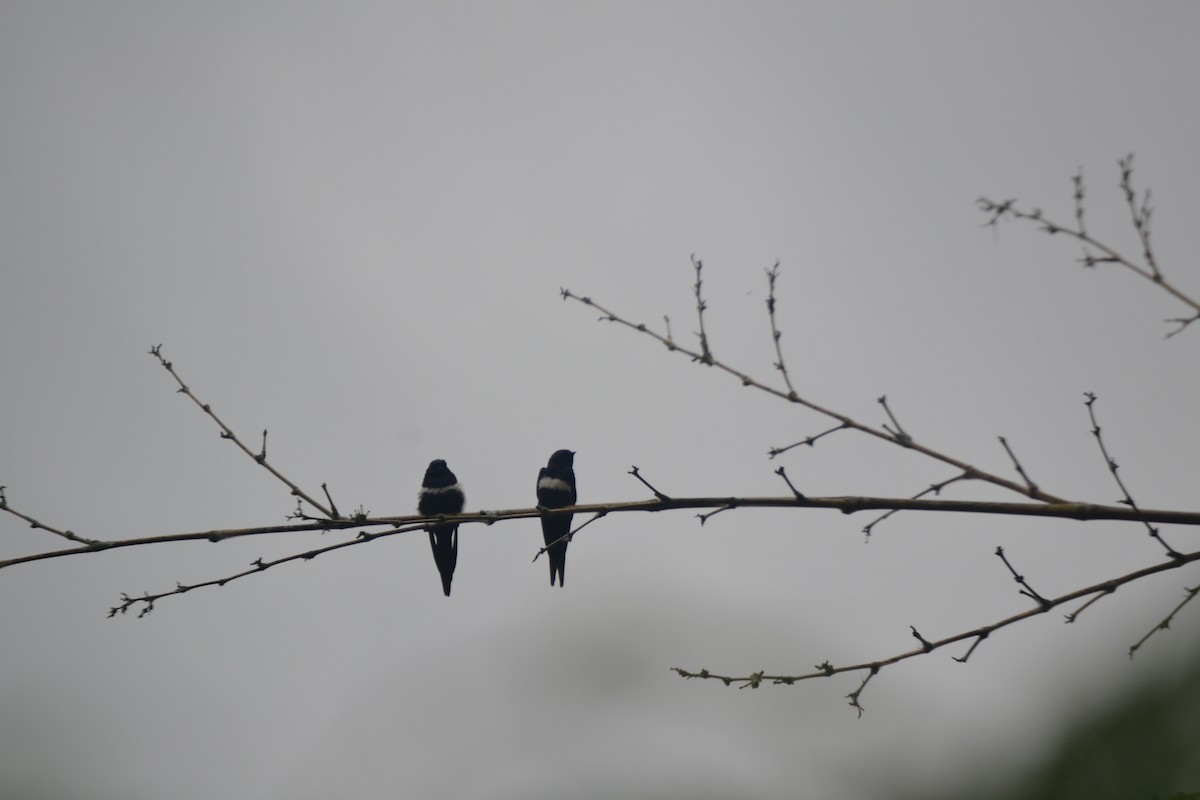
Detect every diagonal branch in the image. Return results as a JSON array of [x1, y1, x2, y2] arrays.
[[1128, 585, 1200, 659], [998, 436, 1040, 495], [861, 472, 973, 539], [560, 287, 1068, 505], [994, 545, 1051, 610], [628, 465, 672, 501], [768, 422, 849, 459], [109, 520, 430, 617], [673, 546, 1200, 701], [0, 486, 105, 547], [1084, 392, 1180, 558], [532, 511, 608, 564], [877, 395, 911, 445], [148, 345, 337, 519], [978, 155, 1200, 338]]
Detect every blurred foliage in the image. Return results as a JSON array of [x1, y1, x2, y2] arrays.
[[919, 645, 1200, 800]]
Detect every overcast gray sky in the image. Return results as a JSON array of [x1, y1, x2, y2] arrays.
[[2, 3, 1199, 798]]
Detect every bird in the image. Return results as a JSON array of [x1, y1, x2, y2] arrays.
[[417, 459, 465, 597], [536, 449, 576, 587]]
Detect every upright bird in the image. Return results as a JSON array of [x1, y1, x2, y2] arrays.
[[417, 459, 465, 597], [536, 449, 576, 587]]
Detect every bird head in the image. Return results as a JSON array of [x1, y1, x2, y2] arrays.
[[548, 450, 575, 468]]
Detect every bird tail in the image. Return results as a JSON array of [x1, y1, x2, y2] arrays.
[[541, 515, 571, 588], [547, 541, 566, 587], [428, 525, 458, 597]]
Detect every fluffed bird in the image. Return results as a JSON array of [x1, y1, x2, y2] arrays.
[[536, 449, 576, 587], [417, 459, 465, 596]]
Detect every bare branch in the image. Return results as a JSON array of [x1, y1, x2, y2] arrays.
[[10, 493, 1198, 575], [1063, 585, 1115, 623], [877, 395, 911, 445], [1072, 167, 1088, 239], [773, 466, 807, 501], [1164, 311, 1200, 339], [1118, 153, 1159, 279], [697, 504, 737, 525], [690, 254, 714, 365], [148, 345, 337, 519], [1128, 584, 1200, 659], [861, 472, 974, 539], [321, 483, 341, 520], [533, 511, 607, 563], [845, 666, 879, 718], [764, 261, 799, 400], [979, 157, 1200, 338], [628, 466, 672, 501], [952, 634, 989, 664], [672, 546, 1200, 702], [1084, 392, 1180, 558], [768, 422, 849, 459], [0, 486, 105, 547], [561, 287, 1068, 504], [109, 520, 429, 617], [998, 436, 1040, 495], [994, 545, 1051, 610]]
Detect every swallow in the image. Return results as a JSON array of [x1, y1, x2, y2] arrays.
[[537, 449, 576, 587], [417, 459, 465, 596]]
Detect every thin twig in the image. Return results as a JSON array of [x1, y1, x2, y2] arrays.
[[673, 545, 1200, 698], [1128, 585, 1200, 659], [1084, 392, 1180, 558], [148, 345, 337, 519], [768, 422, 849, 459], [764, 261, 799, 400], [877, 395, 911, 445], [1072, 167, 1088, 239], [952, 634, 989, 664], [1064, 585, 1115, 623], [628, 466, 671, 501], [1118, 153, 1159, 279], [109, 520, 429, 617], [1163, 310, 1200, 338], [773, 467, 807, 501], [532, 511, 608, 563], [910, 625, 934, 652], [994, 545, 1051, 610], [115, 506, 614, 616], [0, 487, 104, 547], [321, 484, 341, 520], [561, 288, 1067, 504], [691, 255, 714, 365], [861, 472, 973, 539], [997, 436, 1039, 495], [979, 157, 1200, 338], [845, 666, 879, 718], [697, 504, 737, 525]]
